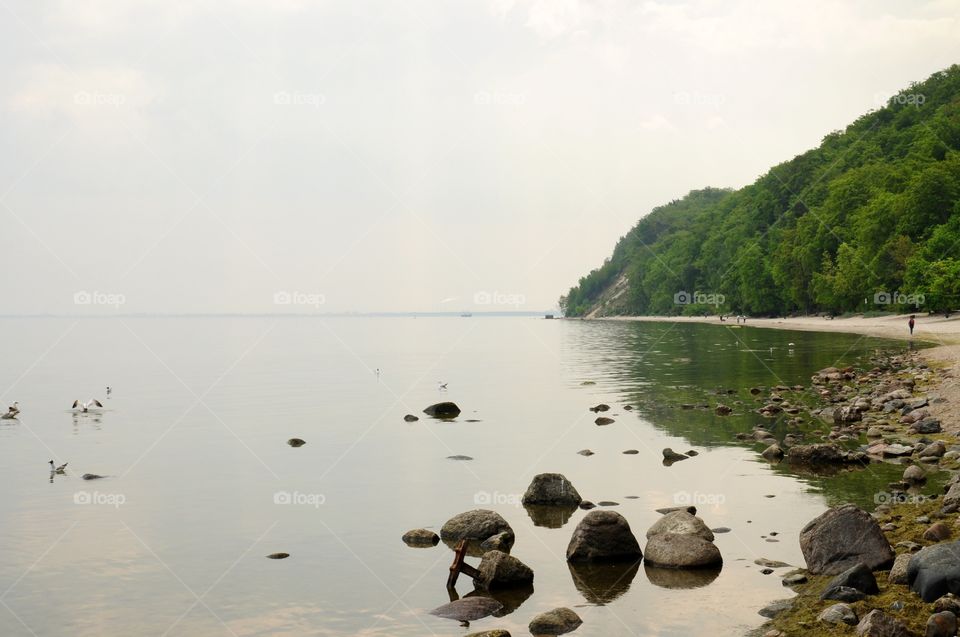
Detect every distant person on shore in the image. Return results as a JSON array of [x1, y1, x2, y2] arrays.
[[908, 315, 916, 336]]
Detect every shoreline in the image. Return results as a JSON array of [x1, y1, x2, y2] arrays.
[[593, 313, 960, 436]]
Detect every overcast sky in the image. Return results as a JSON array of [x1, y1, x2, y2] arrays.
[[2, 0, 959, 314]]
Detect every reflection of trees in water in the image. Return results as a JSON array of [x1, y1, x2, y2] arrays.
[[643, 563, 721, 589], [567, 559, 640, 604], [567, 321, 920, 506], [523, 503, 577, 528]]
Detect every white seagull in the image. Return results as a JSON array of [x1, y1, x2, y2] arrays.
[[2, 401, 19, 419], [72, 399, 104, 413], [49, 460, 67, 474]]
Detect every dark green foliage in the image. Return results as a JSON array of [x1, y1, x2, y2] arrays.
[[561, 65, 960, 317]]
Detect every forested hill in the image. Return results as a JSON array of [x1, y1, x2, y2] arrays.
[[561, 65, 960, 318]]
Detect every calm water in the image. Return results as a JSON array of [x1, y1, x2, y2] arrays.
[[0, 317, 916, 636]]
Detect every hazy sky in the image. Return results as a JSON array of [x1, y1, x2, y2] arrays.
[[2, 0, 959, 314]]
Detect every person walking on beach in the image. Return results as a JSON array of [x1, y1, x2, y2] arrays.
[[908, 315, 916, 336]]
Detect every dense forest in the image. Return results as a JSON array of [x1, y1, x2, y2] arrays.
[[561, 65, 960, 318]]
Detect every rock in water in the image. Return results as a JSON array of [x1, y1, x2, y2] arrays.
[[447, 455, 473, 461], [465, 631, 512, 637], [441, 509, 515, 548], [787, 443, 862, 465], [474, 550, 534, 590], [403, 414, 419, 422], [854, 609, 909, 636], [81, 474, 104, 480], [266, 552, 289, 559], [480, 532, 513, 552], [646, 511, 715, 541], [661, 448, 688, 462], [522, 473, 582, 506], [401, 529, 439, 546], [423, 402, 461, 418], [799, 504, 894, 575], [761, 443, 784, 460], [907, 541, 960, 602], [429, 597, 503, 622], [643, 533, 722, 568], [566, 510, 642, 562], [287, 438, 306, 447], [594, 416, 614, 426], [528, 607, 582, 636]]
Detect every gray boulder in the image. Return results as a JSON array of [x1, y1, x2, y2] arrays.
[[401, 529, 439, 546], [474, 550, 534, 590], [522, 473, 582, 506], [800, 504, 894, 575], [855, 609, 909, 636], [646, 511, 714, 541], [566, 510, 642, 562], [430, 597, 502, 621], [821, 563, 879, 598], [441, 509, 515, 548], [907, 541, 960, 602], [644, 533, 722, 568], [480, 532, 513, 553]]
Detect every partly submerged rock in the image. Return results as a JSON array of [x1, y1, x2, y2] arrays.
[[429, 597, 503, 621], [566, 510, 642, 562], [423, 402, 461, 418], [475, 550, 534, 590], [646, 511, 714, 541], [643, 533, 722, 569], [402, 529, 439, 546], [287, 438, 306, 447], [528, 607, 582, 636], [403, 414, 419, 422], [265, 552, 289, 559], [522, 473, 582, 506], [441, 509, 515, 551]]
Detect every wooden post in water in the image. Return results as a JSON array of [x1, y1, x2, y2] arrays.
[[446, 540, 481, 589]]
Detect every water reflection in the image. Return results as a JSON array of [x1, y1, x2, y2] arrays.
[[567, 560, 640, 604], [643, 564, 722, 589], [463, 585, 534, 617], [523, 503, 578, 528]]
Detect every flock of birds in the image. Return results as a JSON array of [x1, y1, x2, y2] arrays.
[[2, 386, 113, 476]]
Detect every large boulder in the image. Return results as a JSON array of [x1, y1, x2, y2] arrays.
[[800, 504, 894, 575], [855, 609, 909, 636], [528, 607, 582, 635], [474, 550, 534, 590], [522, 473, 582, 506], [565, 510, 642, 562], [423, 402, 461, 418], [907, 541, 960, 602], [643, 533, 722, 569], [441, 509, 515, 549], [645, 511, 714, 542]]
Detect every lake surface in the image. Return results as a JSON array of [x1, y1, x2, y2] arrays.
[[0, 317, 918, 636]]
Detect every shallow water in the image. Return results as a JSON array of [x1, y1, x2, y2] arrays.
[[0, 317, 923, 636]]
